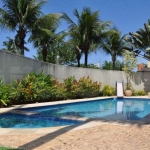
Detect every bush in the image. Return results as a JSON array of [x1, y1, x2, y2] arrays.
[[0, 79, 11, 107], [76, 76, 101, 98], [133, 90, 146, 96], [101, 85, 115, 96], [10, 71, 58, 104], [63, 76, 101, 99], [0, 73, 101, 107]]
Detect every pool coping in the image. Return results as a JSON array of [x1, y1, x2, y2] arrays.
[[0, 96, 150, 135]]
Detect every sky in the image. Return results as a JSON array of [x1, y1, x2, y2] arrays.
[[0, 0, 150, 66]]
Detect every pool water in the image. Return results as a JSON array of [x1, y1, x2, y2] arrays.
[[0, 98, 150, 128], [0, 114, 81, 128]]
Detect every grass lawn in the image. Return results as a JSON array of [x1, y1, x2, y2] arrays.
[[0, 146, 24, 150]]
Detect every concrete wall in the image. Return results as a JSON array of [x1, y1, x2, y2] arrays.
[[0, 50, 148, 92]]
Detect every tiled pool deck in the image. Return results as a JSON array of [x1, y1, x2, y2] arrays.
[[0, 96, 150, 150]]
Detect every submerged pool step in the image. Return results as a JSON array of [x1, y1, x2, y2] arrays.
[[9, 110, 40, 116], [60, 115, 88, 122]]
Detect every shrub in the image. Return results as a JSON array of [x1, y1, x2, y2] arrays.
[[10, 71, 57, 104], [63, 76, 101, 99], [0, 73, 102, 107], [63, 76, 78, 98], [76, 76, 101, 98], [0, 79, 11, 107], [101, 85, 115, 96], [133, 90, 146, 96]]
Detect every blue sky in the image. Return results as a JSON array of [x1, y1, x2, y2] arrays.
[[0, 0, 150, 66]]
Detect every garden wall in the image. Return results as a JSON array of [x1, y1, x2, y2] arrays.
[[0, 50, 148, 92]]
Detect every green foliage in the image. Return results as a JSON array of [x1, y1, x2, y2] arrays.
[[0, 79, 11, 107], [10, 71, 58, 104], [79, 64, 100, 69], [76, 76, 101, 98], [34, 41, 77, 65], [0, 146, 24, 150], [0, 72, 102, 107], [133, 90, 146, 96], [101, 85, 115, 96], [100, 27, 127, 70], [63, 76, 77, 98], [125, 19, 150, 61], [123, 52, 137, 90], [63, 76, 101, 99], [63, 7, 111, 67], [102, 60, 124, 70]]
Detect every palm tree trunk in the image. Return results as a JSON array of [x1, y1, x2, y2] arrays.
[[20, 37, 25, 55], [112, 55, 116, 70], [77, 59, 80, 67], [84, 50, 88, 67], [42, 48, 47, 62], [16, 28, 26, 55]]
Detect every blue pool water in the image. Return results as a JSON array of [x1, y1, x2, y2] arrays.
[[0, 114, 80, 128], [1, 98, 150, 128]]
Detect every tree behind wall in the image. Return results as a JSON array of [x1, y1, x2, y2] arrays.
[[63, 7, 111, 67], [100, 27, 127, 70]]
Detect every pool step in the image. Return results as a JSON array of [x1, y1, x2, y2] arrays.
[[9, 110, 40, 116], [60, 115, 88, 122]]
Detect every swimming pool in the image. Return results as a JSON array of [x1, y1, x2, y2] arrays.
[[0, 98, 150, 128]]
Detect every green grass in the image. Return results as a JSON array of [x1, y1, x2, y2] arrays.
[[0, 146, 24, 150]]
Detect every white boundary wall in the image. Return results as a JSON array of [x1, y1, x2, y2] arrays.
[[0, 50, 147, 92]]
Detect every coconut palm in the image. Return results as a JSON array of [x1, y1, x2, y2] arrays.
[[0, 0, 61, 56], [129, 20, 150, 49], [67, 27, 83, 67], [29, 23, 66, 62], [34, 40, 76, 65], [63, 7, 110, 67], [0, 0, 45, 55], [3, 37, 19, 54], [3, 37, 29, 54], [125, 19, 150, 60], [100, 27, 127, 70]]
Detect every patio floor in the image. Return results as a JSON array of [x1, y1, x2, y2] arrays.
[[0, 122, 150, 150]]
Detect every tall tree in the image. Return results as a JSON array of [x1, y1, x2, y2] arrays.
[[34, 41, 76, 65], [0, 0, 61, 56], [3, 37, 19, 54], [29, 21, 66, 62], [67, 27, 83, 67], [0, 0, 45, 55], [3, 37, 29, 54], [100, 27, 127, 70], [63, 7, 110, 67], [124, 19, 150, 60]]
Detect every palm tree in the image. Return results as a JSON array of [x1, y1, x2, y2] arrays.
[[3, 37, 29, 54], [0, 0, 61, 56], [29, 27, 56, 62], [125, 19, 150, 60], [0, 0, 46, 55], [3, 37, 19, 54], [63, 7, 110, 67], [100, 27, 127, 70], [34, 40, 76, 65], [67, 27, 83, 67], [29, 23, 65, 62], [129, 20, 150, 49]]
